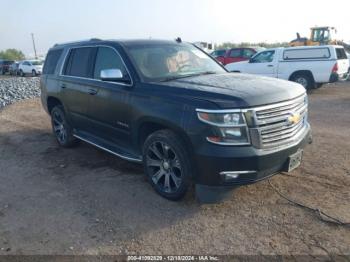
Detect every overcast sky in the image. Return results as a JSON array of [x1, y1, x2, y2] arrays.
[[1, 0, 349, 57]]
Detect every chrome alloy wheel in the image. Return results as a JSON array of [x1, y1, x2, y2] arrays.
[[146, 141, 182, 193], [52, 111, 67, 144]]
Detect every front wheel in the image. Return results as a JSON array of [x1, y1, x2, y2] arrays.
[[32, 70, 37, 77], [51, 106, 78, 147], [142, 130, 192, 201], [19, 70, 25, 77]]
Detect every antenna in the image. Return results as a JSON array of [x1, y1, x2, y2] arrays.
[[31, 33, 38, 59]]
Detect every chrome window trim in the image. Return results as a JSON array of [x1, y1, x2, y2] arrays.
[[59, 44, 133, 87]]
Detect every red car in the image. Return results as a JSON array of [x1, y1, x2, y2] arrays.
[[214, 48, 258, 65]]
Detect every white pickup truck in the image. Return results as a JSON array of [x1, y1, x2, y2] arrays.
[[225, 45, 349, 89]]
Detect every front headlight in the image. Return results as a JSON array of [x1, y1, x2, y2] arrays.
[[197, 110, 250, 145]]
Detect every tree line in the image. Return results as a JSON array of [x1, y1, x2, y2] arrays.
[[215, 42, 290, 50], [0, 49, 25, 61]]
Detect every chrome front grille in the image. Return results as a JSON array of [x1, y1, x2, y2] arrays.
[[250, 94, 309, 149]]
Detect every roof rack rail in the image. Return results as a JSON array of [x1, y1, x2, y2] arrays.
[[54, 38, 102, 47]]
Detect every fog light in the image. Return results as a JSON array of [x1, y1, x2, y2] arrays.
[[220, 170, 256, 181]]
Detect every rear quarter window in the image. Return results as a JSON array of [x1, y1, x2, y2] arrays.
[[336, 48, 347, 59], [43, 49, 63, 75]]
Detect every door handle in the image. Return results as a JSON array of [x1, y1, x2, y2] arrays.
[[267, 65, 274, 67], [61, 84, 67, 89], [88, 88, 98, 95]]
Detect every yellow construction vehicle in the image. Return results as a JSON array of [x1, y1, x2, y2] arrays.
[[290, 26, 338, 47]]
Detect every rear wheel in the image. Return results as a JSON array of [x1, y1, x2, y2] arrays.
[[51, 106, 78, 147], [142, 130, 191, 201], [291, 73, 314, 90]]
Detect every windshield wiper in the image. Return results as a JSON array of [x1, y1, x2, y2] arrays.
[[160, 71, 217, 82]]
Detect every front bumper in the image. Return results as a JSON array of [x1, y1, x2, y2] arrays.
[[192, 125, 311, 188]]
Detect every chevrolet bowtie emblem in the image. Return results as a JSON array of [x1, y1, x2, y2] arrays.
[[287, 113, 301, 125]]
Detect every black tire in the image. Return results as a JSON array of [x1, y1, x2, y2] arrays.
[[50, 105, 78, 147], [32, 70, 36, 77], [19, 70, 25, 77], [291, 73, 314, 90], [142, 129, 192, 201]]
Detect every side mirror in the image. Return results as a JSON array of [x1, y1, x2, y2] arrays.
[[100, 69, 123, 82]]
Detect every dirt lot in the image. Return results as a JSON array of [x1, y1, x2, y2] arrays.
[[0, 81, 349, 257]]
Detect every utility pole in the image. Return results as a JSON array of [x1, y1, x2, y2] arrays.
[[31, 33, 38, 59]]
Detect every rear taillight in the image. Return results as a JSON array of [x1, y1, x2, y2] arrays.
[[332, 62, 338, 73]]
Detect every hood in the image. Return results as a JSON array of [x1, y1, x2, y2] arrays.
[[159, 73, 305, 108]]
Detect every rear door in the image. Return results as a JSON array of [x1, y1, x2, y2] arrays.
[[224, 49, 242, 65], [335, 47, 349, 75], [59, 47, 95, 130], [244, 50, 276, 77]]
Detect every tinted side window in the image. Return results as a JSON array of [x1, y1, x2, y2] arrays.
[[64, 47, 93, 77], [229, 49, 242, 58], [213, 50, 226, 57], [93, 47, 128, 79], [336, 48, 347, 59], [242, 49, 255, 59], [251, 51, 275, 63], [43, 49, 63, 74]]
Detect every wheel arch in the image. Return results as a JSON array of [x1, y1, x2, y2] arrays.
[[289, 70, 315, 83], [136, 118, 194, 156], [47, 96, 63, 114]]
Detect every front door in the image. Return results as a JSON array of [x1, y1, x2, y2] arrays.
[[86, 46, 133, 148], [224, 49, 242, 65], [245, 50, 276, 77]]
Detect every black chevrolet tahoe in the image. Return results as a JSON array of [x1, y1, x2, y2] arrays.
[[41, 39, 312, 201]]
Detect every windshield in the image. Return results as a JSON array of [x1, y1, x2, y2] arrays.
[[126, 43, 226, 82], [31, 60, 43, 66]]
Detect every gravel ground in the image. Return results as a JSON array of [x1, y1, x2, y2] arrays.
[[0, 76, 40, 108], [0, 77, 349, 257]]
